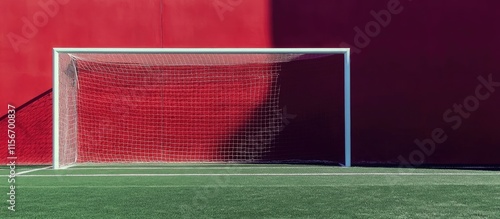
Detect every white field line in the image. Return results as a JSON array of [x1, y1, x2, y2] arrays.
[[16, 183, 500, 188], [16, 166, 52, 176], [60, 164, 77, 169], [68, 166, 333, 170], [15, 172, 500, 177]]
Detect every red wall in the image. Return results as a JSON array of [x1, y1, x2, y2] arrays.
[[1, 0, 269, 108], [162, 0, 270, 47], [0, 0, 270, 165], [0, 0, 165, 108], [1, 0, 499, 165]]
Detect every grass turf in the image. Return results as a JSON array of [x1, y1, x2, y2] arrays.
[[0, 165, 499, 218]]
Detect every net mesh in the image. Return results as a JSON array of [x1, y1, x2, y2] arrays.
[[0, 89, 52, 165], [57, 53, 304, 166]]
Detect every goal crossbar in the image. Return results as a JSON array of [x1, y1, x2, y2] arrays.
[[53, 48, 351, 169]]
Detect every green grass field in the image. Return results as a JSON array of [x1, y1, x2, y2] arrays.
[[1, 164, 499, 218]]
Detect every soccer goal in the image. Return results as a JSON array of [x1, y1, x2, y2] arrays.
[[53, 48, 351, 169]]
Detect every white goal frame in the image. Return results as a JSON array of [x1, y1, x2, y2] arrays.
[[53, 48, 351, 169]]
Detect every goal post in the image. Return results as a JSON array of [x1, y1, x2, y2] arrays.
[[53, 48, 351, 169]]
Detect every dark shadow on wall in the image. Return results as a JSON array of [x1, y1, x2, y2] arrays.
[[270, 0, 360, 48], [270, 55, 345, 163], [270, 0, 500, 165], [222, 55, 345, 164]]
